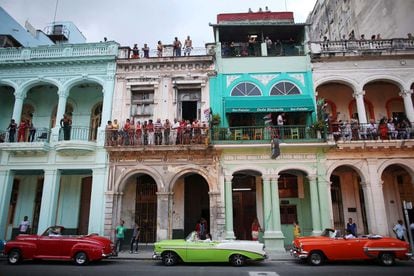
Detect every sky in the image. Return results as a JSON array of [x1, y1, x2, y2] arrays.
[[0, 0, 317, 48]]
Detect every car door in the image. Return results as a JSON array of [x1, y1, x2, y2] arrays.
[[322, 238, 364, 260], [35, 234, 63, 258], [186, 241, 218, 262]]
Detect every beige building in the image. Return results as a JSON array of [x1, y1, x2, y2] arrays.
[[307, 0, 414, 41]]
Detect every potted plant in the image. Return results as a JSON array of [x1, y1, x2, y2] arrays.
[[211, 113, 221, 126]]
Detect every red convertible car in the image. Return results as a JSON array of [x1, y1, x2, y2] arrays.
[[4, 226, 114, 265], [291, 228, 412, 266]]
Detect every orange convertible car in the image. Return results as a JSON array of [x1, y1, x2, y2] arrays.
[[290, 228, 412, 266]]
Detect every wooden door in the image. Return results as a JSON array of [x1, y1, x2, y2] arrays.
[[78, 177, 92, 235]]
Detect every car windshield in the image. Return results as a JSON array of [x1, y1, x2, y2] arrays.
[[185, 231, 199, 242], [321, 228, 336, 238]]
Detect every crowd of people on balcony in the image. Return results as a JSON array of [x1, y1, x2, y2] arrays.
[[329, 115, 413, 142], [105, 118, 209, 146], [130, 35, 193, 59], [3, 116, 36, 143]]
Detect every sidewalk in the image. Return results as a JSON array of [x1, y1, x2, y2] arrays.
[[114, 244, 293, 261]]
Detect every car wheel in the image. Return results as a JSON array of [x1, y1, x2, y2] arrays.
[[308, 251, 324, 266], [8, 249, 22, 265], [74, 251, 89, 265], [379, 253, 395, 266], [230, 254, 246, 266], [162, 251, 178, 266]]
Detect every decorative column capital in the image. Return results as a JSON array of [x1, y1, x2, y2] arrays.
[[399, 89, 413, 97], [58, 89, 69, 98], [224, 175, 233, 182], [13, 89, 27, 99], [307, 174, 318, 182], [353, 90, 365, 98]]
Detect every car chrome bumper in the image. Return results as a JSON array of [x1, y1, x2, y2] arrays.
[[152, 252, 161, 260], [290, 248, 308, 259]]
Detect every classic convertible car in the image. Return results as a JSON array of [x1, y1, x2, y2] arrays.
[[291, 228, 412, 266], [153, 231, 267, 266], [4, 226, 114, 265]]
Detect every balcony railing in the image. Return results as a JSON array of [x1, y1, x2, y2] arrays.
[[0, 42, 118, 62], [329, 122, 414, 141], [104, 127, 209, 147], [211, 126, 325, 143], [309, 38, 414, 57], [58, 126, 96, 142], [0, 128, 51, 143], [221, 42, 304, 58], [118, 45, 212, 59]]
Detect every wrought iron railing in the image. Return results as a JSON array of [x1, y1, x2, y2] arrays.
[[104, 127, 209, 147], [58, 126, 96, 142], [0, 127, 51, 143], [210, 125, 326, 143]]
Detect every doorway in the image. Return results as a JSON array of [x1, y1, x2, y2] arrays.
[[184, 174, 210, 237], [181, 101, 197, 121], [78, 176, 92, 235], [135, 175, 157, 243], [232, 174, 257, 240]]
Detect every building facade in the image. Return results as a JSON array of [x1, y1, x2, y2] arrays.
[[105, 49, 220, 243], [0, 40, 119, 239]]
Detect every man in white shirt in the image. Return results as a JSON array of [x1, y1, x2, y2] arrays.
[[18, 216, 30, 234], [171, 119, 180, 145], [393, 219, 406, 241]]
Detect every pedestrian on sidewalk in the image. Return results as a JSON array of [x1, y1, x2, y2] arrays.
[[130, 222, 140, 253], [115, 219, 126, 256]]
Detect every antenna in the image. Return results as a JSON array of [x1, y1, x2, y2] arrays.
[[53, 0, 59, 23], [285, 0, 288, 11]]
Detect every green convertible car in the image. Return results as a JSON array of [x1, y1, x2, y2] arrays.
[[153, 231, 267, 266]]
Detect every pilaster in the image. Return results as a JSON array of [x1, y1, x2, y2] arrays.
[[88, 168, 107, 235], [224, 175, 235, 239], [157, 192, 172, 240], [308, 175, 322, 235]]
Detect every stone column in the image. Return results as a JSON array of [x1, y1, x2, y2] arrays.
[[37, 169, 61, 234], [156, 192, 171, 241], [88, 168, 106, 235], [360, 181, 376, 234], [51, 89, 69, 142], [262, 176, 273, 232], [0, 169, 14, 239], [353, 90, 367, 124], [11, 89, 26, 125], [399, 89, 414, 123], [224, 175, 235, 239], [97, 78, 115, 146], [366, 159, 388, 235], [317, 177, 332, 230], [208, 191, 220, 241], [262, 176, 285, 252], [308, 175, 322, 235]]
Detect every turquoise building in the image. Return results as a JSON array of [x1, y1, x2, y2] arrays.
[[209, 11, 331, 252], [0, 11, 118, 239]]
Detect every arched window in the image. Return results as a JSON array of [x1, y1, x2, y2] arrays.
[[270, 81, 301, 95], [231, 82, 262, 96]]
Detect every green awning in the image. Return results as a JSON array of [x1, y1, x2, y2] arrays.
[[224, 96, 315, 113]]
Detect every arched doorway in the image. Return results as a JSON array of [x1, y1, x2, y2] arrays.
[[278, 170, 312, 244], [172, 173, 209, 239], [382, 164, 414, 236], [232, 170, 261, 240], [121, 173, 157, 246], [330, 166, 368, 235]]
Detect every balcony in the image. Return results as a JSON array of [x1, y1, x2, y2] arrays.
[[56, 126, 97, 156], [309, 38, 414, 58], [117, 45, 213, 59], [0, 42, 119, 62], [0, 128, 51, 155]]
